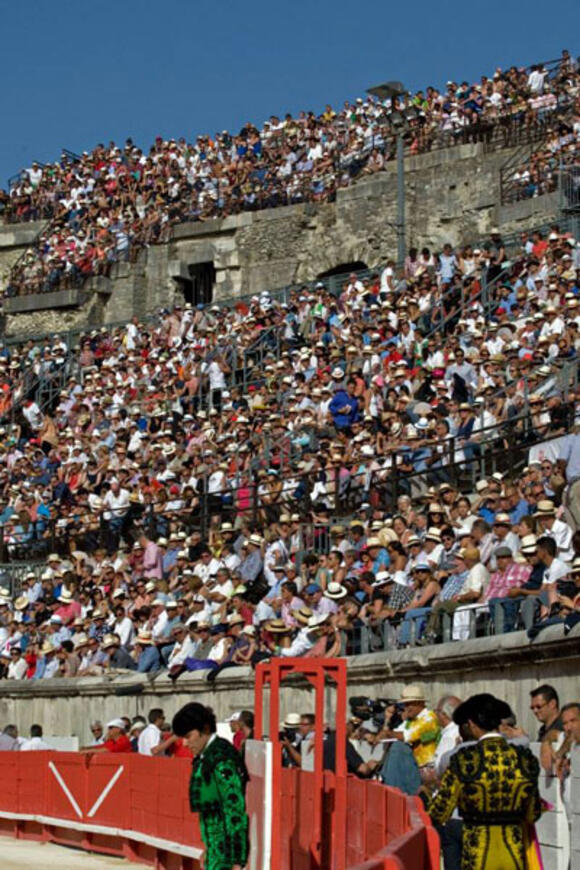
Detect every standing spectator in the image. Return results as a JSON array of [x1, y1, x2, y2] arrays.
[[20, 724, 50, 751], [80, 718, 132, 754], [138, 708, 166, 756], [530, 684, 563, 772]]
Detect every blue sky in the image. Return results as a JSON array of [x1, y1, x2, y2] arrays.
[[2, 0, 578, 183]]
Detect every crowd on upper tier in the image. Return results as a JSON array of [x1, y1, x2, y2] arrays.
[[0, 221, 577, 672], [1, 50, 578, 298]]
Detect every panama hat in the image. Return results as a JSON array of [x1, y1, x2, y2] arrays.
[[520, 534, 538, 555], [136, 629, 153, 645], [292, 607, 313, 626], [398, 684, 425, 704], [101, 634, 120, 650], [324, 582, 347, 600], [264, 618, 291, 634]]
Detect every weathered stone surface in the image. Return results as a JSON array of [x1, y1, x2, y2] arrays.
[[0, 623, 576, 745]]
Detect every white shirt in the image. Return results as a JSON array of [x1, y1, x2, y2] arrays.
[[20, 736, 51, 751], [279, 628, 315, 657], [112, 616, 135, 648], [7, 657, 27, 680], [138, 722, 161, 756], [464, 563, 489, 596], [205, 360, 226, 390], [542, 557, 570, 585], [103, 488, 130, 519], [434, 721, 460, 776], [543, 519, 574, 562]]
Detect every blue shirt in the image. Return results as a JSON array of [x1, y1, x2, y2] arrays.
[[137, 645, 161, 673], [440, 570, 468, 601], [559, 433, 580, 481], [509, 499, 530, 524], [329, 390, 359, 428], [372, 548, 390, 573]]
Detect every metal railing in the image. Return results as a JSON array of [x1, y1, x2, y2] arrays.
[[0, 403, 568, 566], [499, 105, 579, 204]]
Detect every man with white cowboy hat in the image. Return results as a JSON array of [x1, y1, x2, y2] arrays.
[[55, 587, 81, 625], [34, 641, 60, 680], [383, 684, 440, 772], [134, 629, 161, 673], [79, 718, 132, 754], [534, 499, 574, 562], [423, 528, 444, 570], [239, 534, 264, 584], [102, 633, 136, 671], [279, 712, 304, 768]]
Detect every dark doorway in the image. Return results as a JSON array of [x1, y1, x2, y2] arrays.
[[317, 261, 368, 280], [175, 262, 216, 306]]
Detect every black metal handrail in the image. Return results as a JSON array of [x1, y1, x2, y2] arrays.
[[0, 402, 568, 565]]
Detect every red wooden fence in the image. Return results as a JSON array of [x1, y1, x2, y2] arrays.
[[0, 751, 438, 869]]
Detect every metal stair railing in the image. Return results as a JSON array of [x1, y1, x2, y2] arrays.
[[499, 104, 578, 204], [420, 257, 522, 343], [0, 403, 568, 558]]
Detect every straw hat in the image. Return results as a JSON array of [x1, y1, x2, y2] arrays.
[[398, 684, 425, 704], [534, 500, 556, 518], [73, 633, 89, 649], [292, 607, 313, 626], [323, 582, 347, 600], [520, 534, 538, 555], [14, 596, 29, 611], [136, 629, 153, 645], [261, 618, 288, 635], [101, 634, 121, 651], [307, 614, 330, 630]]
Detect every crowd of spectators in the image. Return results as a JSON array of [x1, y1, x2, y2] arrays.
[[503, 113, 580, 201], [1, 51, 578, 299], [0, 221, 576, 671]]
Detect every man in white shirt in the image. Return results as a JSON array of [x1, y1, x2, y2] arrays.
[[537, 537, 570, 590], [103, 480, 131, 522], [434, 696, 462, 776], [20, 724, 50, 751], [6, 647, 27, 680], [534, 500, 574, 562], [138, 708, 165, 756]]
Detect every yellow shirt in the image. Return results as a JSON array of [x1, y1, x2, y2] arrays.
[[402, 707, 440, 767]]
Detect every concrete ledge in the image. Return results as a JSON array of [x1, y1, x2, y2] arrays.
[[497, 192, 560, 227], [0, 626, 577, 742], [4, 289, 89, 314], [0, 221, 45, 249]]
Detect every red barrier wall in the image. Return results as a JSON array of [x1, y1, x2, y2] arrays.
[[0, 751, 202, 869], [0, 751, 438, 870], [277, 767, 438, 870]]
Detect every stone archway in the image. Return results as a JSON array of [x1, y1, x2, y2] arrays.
[[317, 260, 368, 279]]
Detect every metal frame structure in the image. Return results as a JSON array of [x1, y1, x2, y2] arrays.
[[254, 657, 348, 870]]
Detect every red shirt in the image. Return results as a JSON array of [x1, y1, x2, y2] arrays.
[[170, 738, 193, 758], [104, 734, 133, 753]]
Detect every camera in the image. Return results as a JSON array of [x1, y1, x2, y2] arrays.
[[349, 696, 403, 730]]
